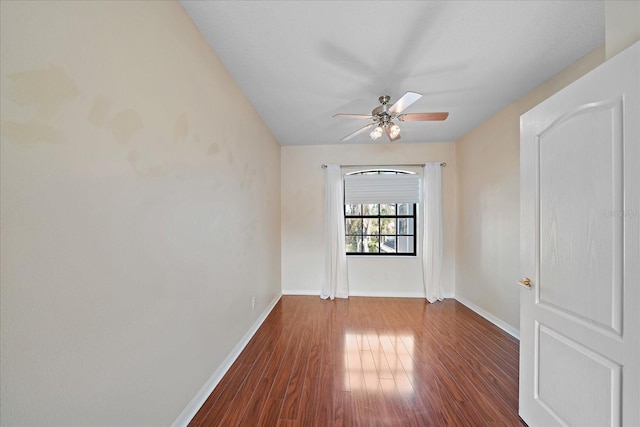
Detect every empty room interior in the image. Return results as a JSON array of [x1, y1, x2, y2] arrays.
[[1, 1, 639, 426]]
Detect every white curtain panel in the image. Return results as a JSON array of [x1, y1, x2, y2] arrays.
[[422, 163, 444, 302], [321, 164, 349, 300]]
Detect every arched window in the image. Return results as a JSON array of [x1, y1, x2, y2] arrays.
[[344, 170, 418, 256]]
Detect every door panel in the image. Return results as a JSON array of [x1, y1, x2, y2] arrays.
[[538, 99, 623, 334], [520, 41, 639, 427], [536, 323, 622, 426]]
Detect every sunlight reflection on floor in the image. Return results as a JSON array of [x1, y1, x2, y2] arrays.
[[343, 332, 415, 396]]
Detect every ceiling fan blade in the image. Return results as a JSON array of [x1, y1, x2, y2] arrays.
[[385, 127, 401, 142], [333, 113, 374, 120], [388, 91, 422, 115], [397, 112, 449, 122], [340, 123, 375, 142]]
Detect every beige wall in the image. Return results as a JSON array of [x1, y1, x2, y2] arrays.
[[606, 0, 640, 59], [454, 0, 640, 334], [281, 143, 456, 298], [454, 47, 606, 332], [0, 1, 281, 425]]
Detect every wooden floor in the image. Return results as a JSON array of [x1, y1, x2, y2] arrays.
[[189, 296, 527, 426]]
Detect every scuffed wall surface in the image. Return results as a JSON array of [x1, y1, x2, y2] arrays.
[[0, 1, 280, 425]]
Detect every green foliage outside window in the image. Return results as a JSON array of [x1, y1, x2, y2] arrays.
[[345, 202, 416, 255]]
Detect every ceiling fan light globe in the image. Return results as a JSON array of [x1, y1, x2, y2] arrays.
[[390, 124, 401, 138]]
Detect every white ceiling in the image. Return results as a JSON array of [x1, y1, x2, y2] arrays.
[[180, 1, 604, 146]]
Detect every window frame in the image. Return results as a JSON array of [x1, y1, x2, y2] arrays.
[[343, 170, 418, 256]]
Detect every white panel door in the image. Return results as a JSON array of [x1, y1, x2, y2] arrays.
[[520, 41, 639, 426]]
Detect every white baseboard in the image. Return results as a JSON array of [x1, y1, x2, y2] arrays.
[[282, 290, 456, 299], [283, 289, 425, 298], [454, 296, 520, 339], [282, 289, 319, 296], [349, 290, 426, 298], [172, 293, 282, 427]]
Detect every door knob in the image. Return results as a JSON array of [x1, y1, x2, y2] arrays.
[[518, 278, 532, 289]]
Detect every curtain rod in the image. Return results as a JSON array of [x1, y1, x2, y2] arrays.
[[321, 162, 446, 169]]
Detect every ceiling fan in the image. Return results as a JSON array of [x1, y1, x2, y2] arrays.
[[333, 91, 448, 142]]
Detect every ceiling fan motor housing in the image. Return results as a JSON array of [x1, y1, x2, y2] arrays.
[[372, 95, 393, 126]]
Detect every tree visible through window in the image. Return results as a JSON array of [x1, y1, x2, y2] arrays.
[[344, 171, 417, 256]]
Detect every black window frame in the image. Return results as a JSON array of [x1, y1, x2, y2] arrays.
[[344, 171, 418, 256]]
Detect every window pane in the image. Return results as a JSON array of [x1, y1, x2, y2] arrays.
[[364, 235, 379, 253], [381, 236, 396, 253], [345, 218, 362, 235], [397, 236, 414, 253], [346, 235, 359, 252], [362, 204, 379, 216], [363, 218, 379, 235], [379, 204, 396, 215], [345, 204, 361, 215], [380, 218, 396, 235], [347, 236, 378, 253], [398, 218, 414, 235], [397, 203, 414, 215]]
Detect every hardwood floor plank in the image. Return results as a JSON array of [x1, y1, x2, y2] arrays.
[[189, 357, 254, 426], [257, 398, 283, 427], [368, 332, 394, 380], [297, 327, 323, 425], [279, 328, 312, 419], [315, 357, 334, 426], [237, 323, 292, 426], [330, 390, 347, 427], [410, 405, 449, 427], [188, 296, 526, 426], [377, 333, 416, 407], [216, 346, 273, 426], [269, 329, 303, 400]]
